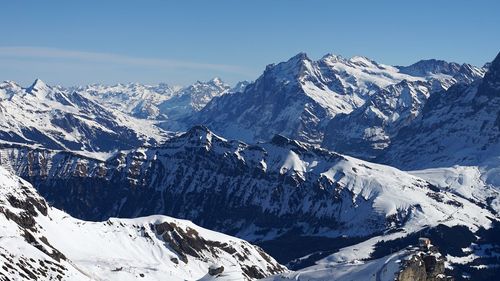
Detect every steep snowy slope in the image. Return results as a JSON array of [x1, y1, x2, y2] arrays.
[[157, 77, 232, 121], [0, 166, 89, 281], [268, 245, 457, 281], [188, 53, 484, 145], [0, 166, 286, 281], [321, 59, 485, 159], [322, 80, 432, 159], [0, 79, 165, 152], [379, 65, 499, 169], [375, 52, 500, 216], [1, 127, 493, 264]]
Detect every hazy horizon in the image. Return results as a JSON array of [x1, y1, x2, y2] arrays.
[[1, 0, 499, 86]]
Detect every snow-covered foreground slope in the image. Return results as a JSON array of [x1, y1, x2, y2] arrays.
[[1, 126, 494, 266], [409, 163, 500, 214], [271, 220, 500, 281], [267, 244, 457, 281], [0, 166, 286, 280], [267, 250, 409, 281]]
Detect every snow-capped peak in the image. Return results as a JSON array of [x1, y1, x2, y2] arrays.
[[261, 52, 315, 85], [283, 52, 310, 63], [0, 80, 21, 89], [397, 59, 458, 75], [209, 77, 224, 86], [231, 80, 251, 93], [193, 77, 229, 90], [320, 53, 345, 63], [26, 78, 50, 96], [183, 124, 214, 139], [0, 80, 22, 99], [348, 55, 379, 67]]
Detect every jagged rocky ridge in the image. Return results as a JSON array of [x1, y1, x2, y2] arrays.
[[322, 79, 432, 159], [0, 166, 286, 281], [0, 79, 165, 152], [0, 126, 493, 265], [186, 53, 484, 147], [0, 54, 484, 156], [380, 52, 500, 169], [0, 77, 239, 153]]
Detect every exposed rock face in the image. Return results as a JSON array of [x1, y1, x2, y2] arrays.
[[209, 266, 224, 276], [323, 80, 432, 159], [0, 167, 75, 280], [152, 220, 285, 279], [0, 166, 287, 281], [380, 52, 500, 169], [186, 53, 484, 147], [397, 252, 453, 281], [398, 254, 428, 281], [0, 126, 492, 266]]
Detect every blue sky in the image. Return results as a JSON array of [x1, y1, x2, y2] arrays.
[[0, 0, 499, 86]]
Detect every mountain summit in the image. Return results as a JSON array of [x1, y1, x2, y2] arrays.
[[187, 52, 484, 145]]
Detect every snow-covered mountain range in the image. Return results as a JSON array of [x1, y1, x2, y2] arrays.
[[0, 50, 499, 281], [73, 78, 243, 121], [186, 53, 485, 147], [380, 52, 500, 170], [0, 77, 242, 153], [71, 82, 179, 120], [0, 53, 485, 156], [0, 79, 165, 152]]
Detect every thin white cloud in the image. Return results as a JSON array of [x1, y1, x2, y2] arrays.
[[0, 46, 248, 74]]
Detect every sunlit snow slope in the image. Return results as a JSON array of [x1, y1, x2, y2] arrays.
[[0, 166, 286, 281]]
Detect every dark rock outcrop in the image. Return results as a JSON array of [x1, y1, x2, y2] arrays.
[[398, 252, 453, 281], [208, 265, 224, 276]]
